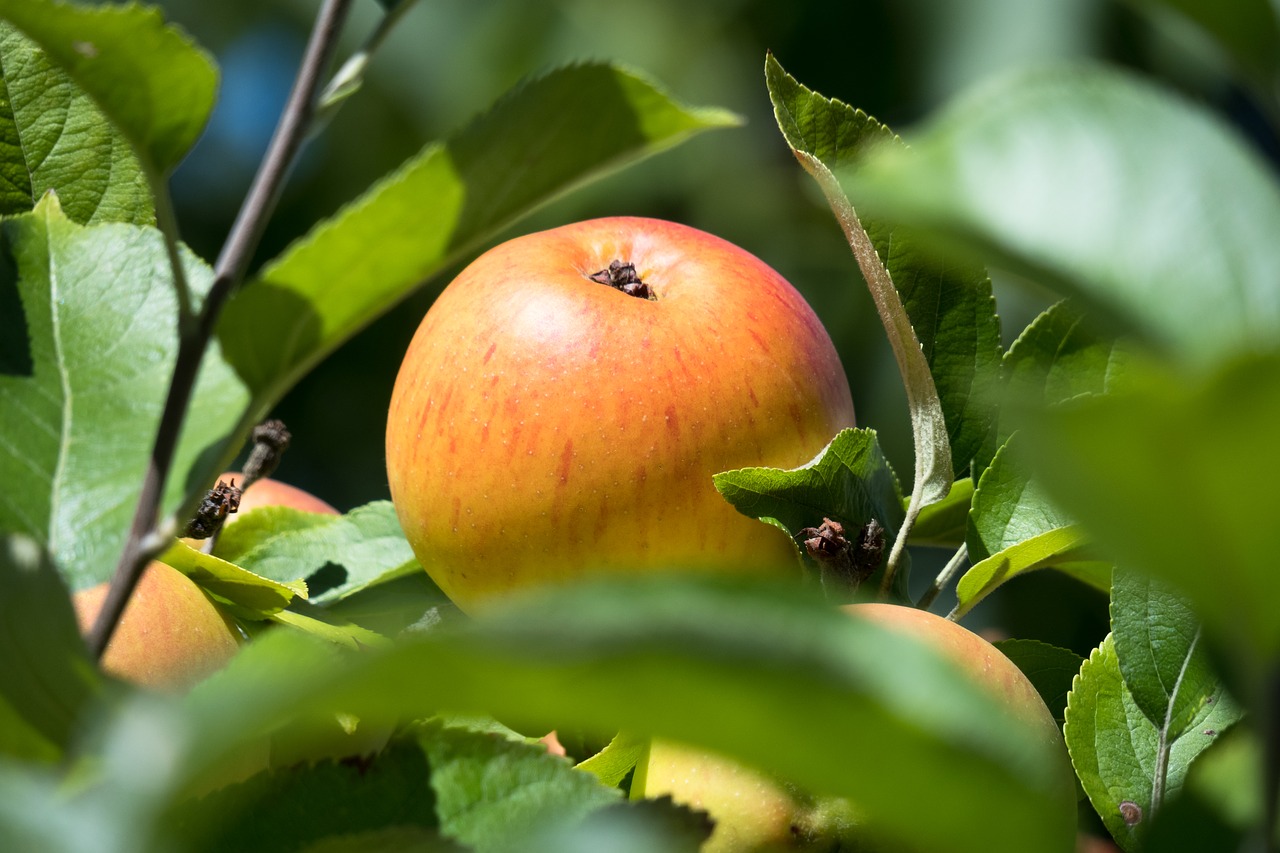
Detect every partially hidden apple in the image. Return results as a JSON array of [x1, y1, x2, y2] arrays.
[[641, 604, 1076, 851], [76, 475, 338, 692], [73, 561, 240, 693], [386, 217, 856, 610]]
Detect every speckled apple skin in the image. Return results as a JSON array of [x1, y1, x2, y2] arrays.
[[386, 217, 856, 611]]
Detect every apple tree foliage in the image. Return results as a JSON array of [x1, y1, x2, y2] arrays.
[[0, 1, 1277, 852]]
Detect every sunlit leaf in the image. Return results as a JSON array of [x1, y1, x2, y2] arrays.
[[0, 0, 216, 174], [218, 63, 739, 412], [0, 22, 151, 224], [0, 196, 249, 590]]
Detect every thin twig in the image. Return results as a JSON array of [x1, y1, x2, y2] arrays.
[[311, 0, 421, 134], [88, 0, 355, 659], [916, 542, 967, 611]]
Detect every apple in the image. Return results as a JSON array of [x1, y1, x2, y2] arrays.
[[73, 561, 240, 693], [79, 475, 338, 691], [386, 217, 856, 610], [642, 604, 1075, 851]]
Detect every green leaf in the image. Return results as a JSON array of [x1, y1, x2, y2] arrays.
[[979, 300, 1132, 476], [221, 501, 417, 602], [765, 53, 956, 507], [906, 477, 973, 548], [0, 196, 249, 590], [173, 739, 442, 852], [575, 731, 647, 788], [1018, 352, 1280, 674], [157, 576, 1076, 853], [0, 0, 217, 174], [713, 428, 907, 595], [300, 827, 463, 853], [160, 540, 303, 618], [0, 534, 100, 756], [1064, 635, 1240, 850], [994, 638, 1084, 725], [0, 22, 151, 224], [525, 797, 711, 853], [419, 721, 621, 852], [321, 566, 457, 639], [215, 506, 340, 566], [217, 62, 739, 410], [270, 601, 391, 649], [1111, 568, 1221, 740], [953, 434, 1096, 617], [843, 64, 1280, 367]]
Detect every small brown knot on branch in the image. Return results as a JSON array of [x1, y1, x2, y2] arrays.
[[588, 260, 653, 299], [184, 478, 243, 540], [242, 418, 292, 486], [798, 517, 886, 591]]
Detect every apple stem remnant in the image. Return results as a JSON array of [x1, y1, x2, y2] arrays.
[[194, 419, 293, 553], [588, 260, 654, 299], [798, 517, 884, 594]]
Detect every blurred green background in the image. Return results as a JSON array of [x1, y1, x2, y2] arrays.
[[155, 0, 1273, 651]]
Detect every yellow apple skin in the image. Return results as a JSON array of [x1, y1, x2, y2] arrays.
[[386, 217, 855, 611], [74, 561, 240, 693], [644, 604, 1074, 852]]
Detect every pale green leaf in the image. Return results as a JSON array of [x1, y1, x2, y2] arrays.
[[0, 22, 151, 224], [160, 540, 303, 618], [0, 196, 249, 590], [0, 0, 216, 173], [906, 477, 973, 548], [843, 65, 1280, 367], [575, 731, 647, 788]]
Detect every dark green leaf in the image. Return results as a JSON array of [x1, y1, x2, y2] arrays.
[[0, 534, 100, 755], [843, 65, 1280, 367], [713, 428, 907, 595], [1019, 352, 1280, 674], [1112, 568, 1220, 739], [1065, 635, 1240, 850], [1125, 0, 1280, 97], [0, 22, 151, 224], [994, 638, 1083, 725], [174, 739, 441, 852], [979, 300, 1132, 476], [300, 827, 464, 853], [0, 0, 216, 174], [954, 434, 1096, 617], [158, 576, 1076, 853], [0, 196, 249, 590], [218, 63, 739, 410], [906, 477, 973, 548], [419, 721, 621, 852], [765, 54, 955, 506]]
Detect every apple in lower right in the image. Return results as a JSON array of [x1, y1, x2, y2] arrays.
[[641, 604, 1075, 851]]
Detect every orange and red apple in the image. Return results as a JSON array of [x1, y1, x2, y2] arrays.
[[386, 217, 855, 609]]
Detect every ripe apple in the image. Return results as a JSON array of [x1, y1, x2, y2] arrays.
[[73, 561, 240, 693], [642, 604, 1075, 851], [79, 475, 338, 691], [386, 217, 855, 610]]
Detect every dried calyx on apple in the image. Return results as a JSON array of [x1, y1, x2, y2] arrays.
[[587, 259, 653, 299]]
